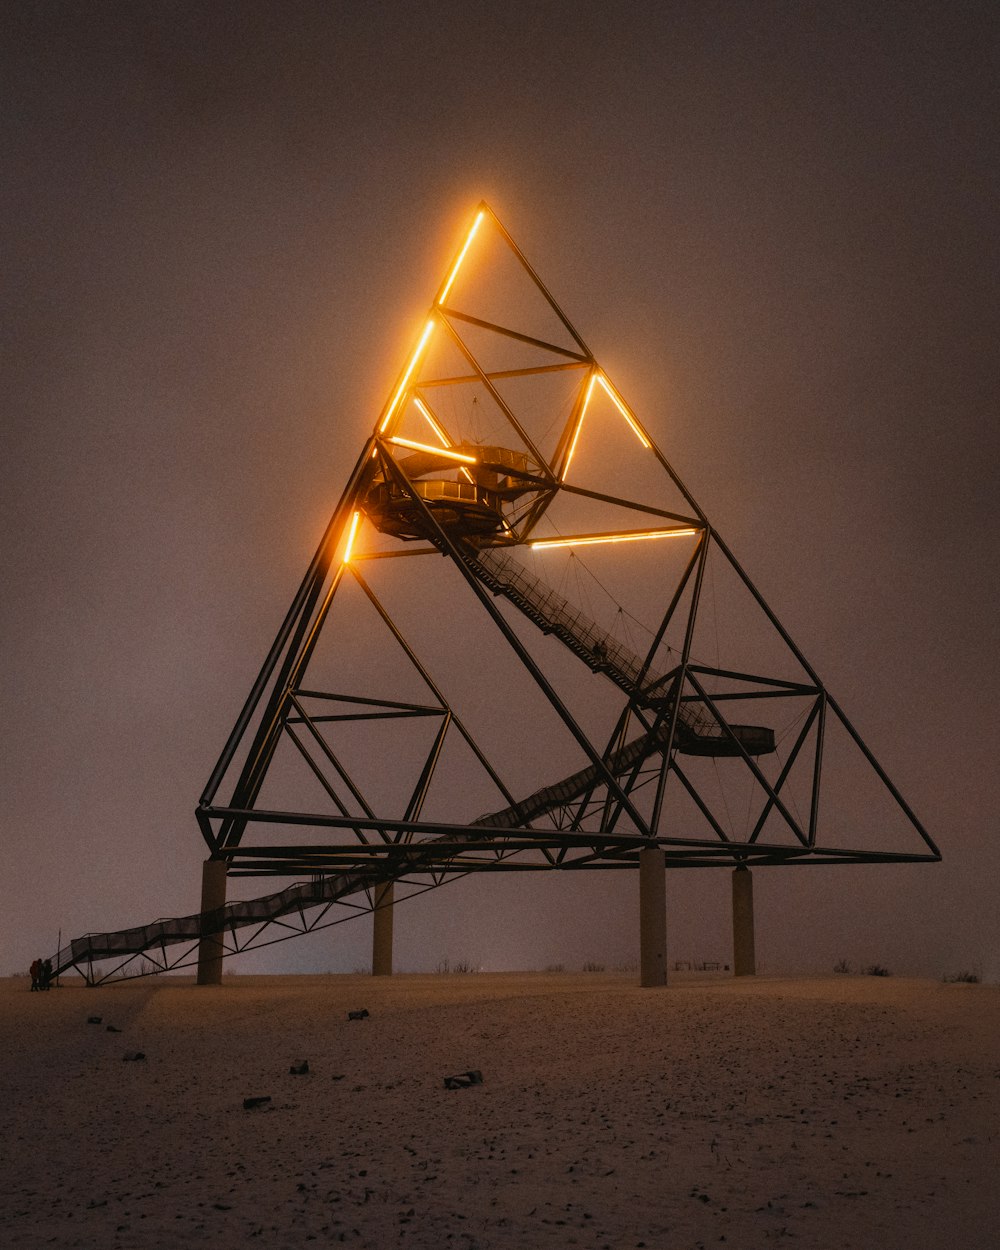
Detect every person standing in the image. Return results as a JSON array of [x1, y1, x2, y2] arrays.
[[29, 958, 41, 991]]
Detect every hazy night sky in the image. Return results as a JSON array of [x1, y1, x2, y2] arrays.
[[3, 1, 997, 978]]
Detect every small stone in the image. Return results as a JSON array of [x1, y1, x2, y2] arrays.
[[443, 1070, 484, 1090]]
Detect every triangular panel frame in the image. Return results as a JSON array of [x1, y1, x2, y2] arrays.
[[197, 202, 940, 893]]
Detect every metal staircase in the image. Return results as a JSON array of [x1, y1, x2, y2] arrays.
[[53, 543, 774, 982], [465, 545, 774, 757]]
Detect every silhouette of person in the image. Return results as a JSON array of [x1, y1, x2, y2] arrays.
[[41, 959, 53, 990], [29, 958, 41, 992]]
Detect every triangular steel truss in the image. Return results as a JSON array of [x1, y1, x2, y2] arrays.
[[197, 202, 939, 887]]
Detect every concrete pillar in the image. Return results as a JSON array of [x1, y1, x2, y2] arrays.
[[372, 881, 394, 976], [732, 865, 756, 976], [196, 858, 228, 986], [639, 846, 667, 987]]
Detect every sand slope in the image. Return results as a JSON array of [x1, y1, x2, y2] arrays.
[[1, 973, 997, 1249]]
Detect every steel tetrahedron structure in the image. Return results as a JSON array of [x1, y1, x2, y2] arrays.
[[55, 202, 938, 982], [199, 202, 938, 878]]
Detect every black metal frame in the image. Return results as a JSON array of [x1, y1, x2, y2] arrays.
[[57, 203, 939, 983]]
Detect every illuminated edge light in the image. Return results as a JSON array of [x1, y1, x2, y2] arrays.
[[409, 398, 476, 482], [596, 374, 651, 448], [378, 319, 436, 434], [530, 527, 698, 551], [341, 510, 362, 563], [413, 396, 451, 446], [437, 209, 485, 306], [387, 436, 478, 464], [561, 371, 599, 481]]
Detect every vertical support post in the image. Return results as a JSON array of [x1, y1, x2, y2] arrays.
[[196, 859, 228, 986], [732, 865, 756, 976], [639, 846, 667, 987], [372, 881, 394, 976]]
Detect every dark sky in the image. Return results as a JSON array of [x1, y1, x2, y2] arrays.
[[3, 1, 998, 978]]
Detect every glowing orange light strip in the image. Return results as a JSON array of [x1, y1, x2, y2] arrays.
[[378, 320, 436, 434], [342, 510, 362, 563], [388, 436, 478, 464], [413, 396, 451, 447], [596, 374, 651, 448], [530, 527, 698, 551], [562, 372, 598, 482], [438, 210, 485, 306]]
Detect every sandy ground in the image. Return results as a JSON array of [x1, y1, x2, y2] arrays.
[[1, 971, 998, 1250]]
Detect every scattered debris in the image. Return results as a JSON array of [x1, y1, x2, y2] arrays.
[[289, 1060, 310, 1075], [122, 1051, 145, 1062], [87, 1016, 102, 1025], [443, 1069, 483, 1090], [106, 1025, 122, 1033], [347, 1009, 370, 1021], [243, 1096, 272, 1110]]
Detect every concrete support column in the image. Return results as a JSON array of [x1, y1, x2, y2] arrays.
[[639, 846, 667, 987], [732, 865, 756, 976], [196, 858, 228, 986], [372, 881, 394, 976]]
